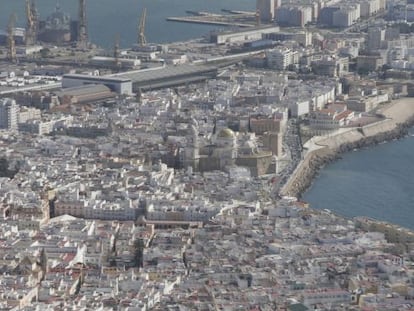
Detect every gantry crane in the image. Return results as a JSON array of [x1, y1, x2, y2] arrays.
[[7, 14, 17, 63], [114, 34, 121, 70], [25, 0, 37, 45], [138, 8, 147, 46], [255, 9, 261, 26], [77, 0, 88, 49]]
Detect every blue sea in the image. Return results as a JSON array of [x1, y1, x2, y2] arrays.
[[0, 0, 254, 48], [303, 131, 414, 230]]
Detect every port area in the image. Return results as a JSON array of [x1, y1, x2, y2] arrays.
[[167, 10, 256, 28]]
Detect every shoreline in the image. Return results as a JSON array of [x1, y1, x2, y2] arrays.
[[280, 98, 414, 199]]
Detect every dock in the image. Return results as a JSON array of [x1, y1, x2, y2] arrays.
[[167, 11, 256, 28], [221, 9, 256, 15]]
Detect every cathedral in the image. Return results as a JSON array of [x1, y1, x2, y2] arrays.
[[183, 120, 278, 177]]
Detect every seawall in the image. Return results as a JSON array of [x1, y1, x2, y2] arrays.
[[280, 98, 414, 198]]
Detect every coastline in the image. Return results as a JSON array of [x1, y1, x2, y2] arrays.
[[280, 97, 414, 199]]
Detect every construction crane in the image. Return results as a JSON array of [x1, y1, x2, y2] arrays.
[[138, 8, 147, 46], [77, 0, 88, 49], [25, 0, 37, 45], [255, 9, 261, 26], [113, 34, 121, 70], [7, 14, 17, 63]]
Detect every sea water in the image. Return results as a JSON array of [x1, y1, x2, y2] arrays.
[[303, 131, 414, 230], [0, 0, 254, 48]]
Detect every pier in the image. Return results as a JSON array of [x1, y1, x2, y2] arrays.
[[167, 11, 256, 28]]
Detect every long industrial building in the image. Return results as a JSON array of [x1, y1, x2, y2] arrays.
[[62, 64, 217, 95], [62, 74, 133, 95], [113, 64, 218, 92], [209, 26, 280, 44]]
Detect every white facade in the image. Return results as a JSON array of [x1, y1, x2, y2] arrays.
[[276, 5, 312, 27], [309, 109, 354, 130], [257, 0, 275, 22], [0, 98, 18, 130], [312, 87, 336, 110], [333, 4, 360, 27], [266, 48, 294, 70], [290, 100, 310, 117], [303, 289, 351, 307], [301, 6, 313, 25], [89, 56, 141, 69], [367, 27, 386, 52], [18, 107, 41, 123], [18, 120, 53, 135], [360, 0, 383, 17], [210, 26, 280, 44], [295, 31, 313, 46]]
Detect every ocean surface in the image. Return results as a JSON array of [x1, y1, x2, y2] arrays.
[[0, 0, 254, 48], [303, 131, 414, 230]]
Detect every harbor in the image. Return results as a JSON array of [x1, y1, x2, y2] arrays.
[[2, 0, 414, 309], [167, 10, 257, 28]]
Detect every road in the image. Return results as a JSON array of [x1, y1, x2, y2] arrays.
[[271, 118, 303, 196]]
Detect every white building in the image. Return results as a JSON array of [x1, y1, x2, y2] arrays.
[[303, 289, 351, 307], [275, 5, 312, 27], [309, 107, 354, 130], [332, 4, 360, 27], [18, 107, 41, 123], [209, 26, 280, 44], [360, 0, 384, 17], [257, 0, 275, 22], [290, 100, 310, 117], [18, 119, 57, 136], [366, 27, 386, 52], [0, 98, 18, 130], [266, 48, 296, 70]]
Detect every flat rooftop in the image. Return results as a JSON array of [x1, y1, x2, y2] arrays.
[[62, 74, 131, 84], [115, 64, 217, 83], [112, 64, 218, 91]]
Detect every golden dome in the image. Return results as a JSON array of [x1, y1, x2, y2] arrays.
[[217, 128, 235, 139]]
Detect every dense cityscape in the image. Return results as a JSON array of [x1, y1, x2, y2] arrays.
[[1, 0, 414, 310]]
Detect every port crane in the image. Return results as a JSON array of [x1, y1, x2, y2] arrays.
[[77, 0, 88, 49], [255, 9, 261, 26], [113, 34, 121, 70], [7, 14, 17, 63], [138, 8, 147, 46], [25, 0, 37, 45]]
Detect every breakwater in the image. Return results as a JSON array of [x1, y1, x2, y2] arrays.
[[280, 115, 414, 198]]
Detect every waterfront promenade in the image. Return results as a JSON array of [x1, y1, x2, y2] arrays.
[[280, 98, 414, 198], [379, 97, 414, 123]]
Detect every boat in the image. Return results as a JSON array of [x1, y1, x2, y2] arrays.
[[38, 4, 72, 44]]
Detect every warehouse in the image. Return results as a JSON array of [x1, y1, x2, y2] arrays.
[[114, 64, 217, 91], [62, 74, 132, 95], [57, 84, 115, 104]]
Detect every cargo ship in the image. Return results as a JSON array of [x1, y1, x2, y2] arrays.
[[38, 4, 72, 44]]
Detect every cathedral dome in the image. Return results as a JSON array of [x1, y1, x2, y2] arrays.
[[217, 128, 235, 139]]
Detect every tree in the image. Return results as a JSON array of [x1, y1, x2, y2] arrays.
[[40, 48, 51, 59]]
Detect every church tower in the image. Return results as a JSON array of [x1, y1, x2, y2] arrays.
[[183, 123, 200, 171]]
